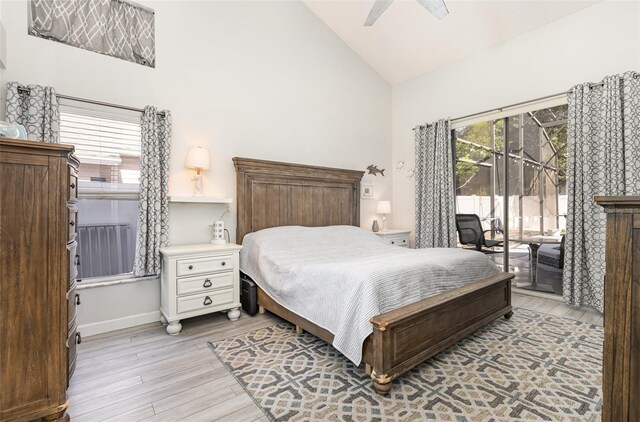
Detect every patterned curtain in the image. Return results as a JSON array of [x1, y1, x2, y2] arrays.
[[133, 107, 171, 277], [415, 118, 457, 248], [563, 71, 640, 312], [5, 82, 59, 142], [29, 0, 155, 67]]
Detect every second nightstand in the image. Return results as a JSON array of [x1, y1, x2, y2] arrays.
[[160, 243, 242, 335], [374, 229, 411, 247]]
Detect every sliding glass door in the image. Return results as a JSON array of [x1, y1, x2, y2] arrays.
[[453, 105, 567, 293]]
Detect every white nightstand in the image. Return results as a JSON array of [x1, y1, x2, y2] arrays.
[[160, 243, 242, 335], [374, 229, 411, 247]]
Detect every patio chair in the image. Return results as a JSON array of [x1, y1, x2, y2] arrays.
[[536, 235, 565, 295], [455, 214, 503, 252]]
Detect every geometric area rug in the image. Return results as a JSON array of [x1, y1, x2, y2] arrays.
[[208, 308, 602, 422]]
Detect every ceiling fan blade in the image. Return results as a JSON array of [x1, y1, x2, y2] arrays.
[[415, 0, 449, 19], [364, 0, 394, 26]]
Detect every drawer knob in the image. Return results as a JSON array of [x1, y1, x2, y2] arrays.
[[221, 261, 226, 266], [76, 332, 82, 344], [70, 221, 75, 227], [203, 296, 212, 306], [75, 254, 81, 266], [70, 182, 76, 189], [75, 294, 81, 305], [203, 279, 212, 288], [391, 241, 395, 244], [188, 265, 193, 270]]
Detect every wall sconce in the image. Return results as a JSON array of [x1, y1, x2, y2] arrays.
[[185, 146, 210, 196]]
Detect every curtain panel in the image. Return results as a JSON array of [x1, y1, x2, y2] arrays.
[[133, 107, 171, 277], [563, 71, 640, 312], [5, 82, 59, 143], [29, 0, 155, 68], [415, 118, 457, 248]]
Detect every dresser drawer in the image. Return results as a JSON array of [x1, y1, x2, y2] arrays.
[[68, 241, 78, 281], [177, 272, 234, 296], [68, 167, 78, 201], [67, 281, 77, 330], [177, 289, 234, 314], [68, 204, 78, 242], [176, 255, 233, 277], [67, 317, 79, 382]]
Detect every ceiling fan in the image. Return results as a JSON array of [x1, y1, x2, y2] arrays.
[[364, 0, 449, 26]]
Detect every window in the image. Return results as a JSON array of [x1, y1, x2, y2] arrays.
[[59, 99, 142, 281]]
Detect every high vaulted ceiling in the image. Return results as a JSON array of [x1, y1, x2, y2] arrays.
[[303, 0, 599, 85]]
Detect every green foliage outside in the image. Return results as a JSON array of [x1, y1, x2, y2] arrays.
[[455, 109, 567, 195]]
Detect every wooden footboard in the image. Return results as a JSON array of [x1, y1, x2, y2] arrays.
[[365, 272, 514, 394], [256, 272, 514, 395]]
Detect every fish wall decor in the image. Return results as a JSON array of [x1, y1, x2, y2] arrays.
[[367, 165, 385, 177]]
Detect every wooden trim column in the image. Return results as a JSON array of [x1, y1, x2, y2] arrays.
[[595, 196, 640, 422]]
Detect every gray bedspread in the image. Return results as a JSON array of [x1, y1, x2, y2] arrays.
[[240, 225, 501, 364]]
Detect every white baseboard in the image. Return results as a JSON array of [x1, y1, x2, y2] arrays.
[[78, 310, 161, 338]]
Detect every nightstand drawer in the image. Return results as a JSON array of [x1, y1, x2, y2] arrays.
[[177, 272, 234, 296], [374, 230, 411, 248], [385, 237, 408, 247], [177, 289, 234, 314], [176, 255, 233, 276]]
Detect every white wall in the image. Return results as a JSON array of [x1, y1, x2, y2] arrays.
[[0, 0, 392, 335], [2, 0, 392, 241], [392, 0, 640, 246], [76, 277, 161, 337]]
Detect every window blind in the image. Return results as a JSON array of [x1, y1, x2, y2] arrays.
[[60, 112, 141, 165], [59, 99, 142, 199]]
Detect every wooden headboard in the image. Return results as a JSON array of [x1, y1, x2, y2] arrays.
[[233, 157, 364, 243]]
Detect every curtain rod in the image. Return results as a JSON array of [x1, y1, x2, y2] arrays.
[[412, 91, 567, 131], [16, 87, 165, 117], [449, 91, 568, 127], [412, 72, 640, 131]]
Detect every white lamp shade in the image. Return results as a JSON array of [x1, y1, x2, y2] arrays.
[[377, 200, 391, 214], [185, 146, 210, 170]]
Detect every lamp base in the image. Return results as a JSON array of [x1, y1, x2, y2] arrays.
[[211, 238, 226, 245], [192, 174, 204, 196]]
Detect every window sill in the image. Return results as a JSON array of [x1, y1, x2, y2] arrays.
[[77, 274, 158, 290]]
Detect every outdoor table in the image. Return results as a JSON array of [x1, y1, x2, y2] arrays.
[[509, 235, 563, 284]]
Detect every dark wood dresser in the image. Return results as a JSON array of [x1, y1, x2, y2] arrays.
[[0, 138, 80, 422], [595, 196, 640, 422]]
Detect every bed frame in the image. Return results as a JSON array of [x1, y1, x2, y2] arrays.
[[233, 157, 514, 395]]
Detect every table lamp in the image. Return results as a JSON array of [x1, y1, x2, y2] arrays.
[[377, 200, 391, 231], [185, 146, 210, 196]]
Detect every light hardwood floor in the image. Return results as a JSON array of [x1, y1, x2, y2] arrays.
[[68, 291, 602, 421]]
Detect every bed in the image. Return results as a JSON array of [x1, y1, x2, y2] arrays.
[[234, 157, 514, 394]]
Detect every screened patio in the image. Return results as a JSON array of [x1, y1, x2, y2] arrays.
[[454, 105, 568, 294]]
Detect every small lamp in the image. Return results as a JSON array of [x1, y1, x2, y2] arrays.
[[185, 146, 210, 196], [376, 200, 391, 231]]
